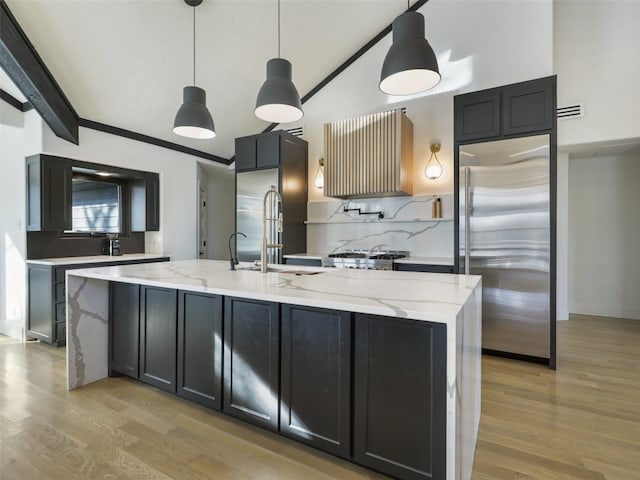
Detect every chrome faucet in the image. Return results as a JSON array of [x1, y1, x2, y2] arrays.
[[261, 185, 283, 273]]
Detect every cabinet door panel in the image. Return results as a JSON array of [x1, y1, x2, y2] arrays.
[[177, 291, 223, 410], [354, 314, 447, 480], [454, 91, 501, 141], [109, 282, 140, 378], [502, 80, 555, 136], [235, 136, 257, 171], [280, 305, 351, 458], [42, 156, 72, 231], [223, 297, 279, 430], [27, 265, 53, 342], [256, 134, 280, 169], [139, 286, 177, 392], [145, 172, 160, 231]]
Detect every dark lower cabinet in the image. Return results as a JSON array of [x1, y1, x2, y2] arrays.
[[280, 305, 351, 458], [223, 297, 280, 431], [394, 263, 454, 274], [139, 286, 177, 393], [177, 291, 223, 410], [354, 314, 447, 480], [109, 282, 140, 378]]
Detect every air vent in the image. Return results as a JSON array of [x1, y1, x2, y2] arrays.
[[286, 126, 304, 137], [557, 104, 584, 120]]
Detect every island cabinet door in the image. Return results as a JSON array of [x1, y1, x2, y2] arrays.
[[280, 305, 351, 458], [109, 282, 140, 378], [139, 286, 178, 393], [177, 291, 223, 410], [223, 297, 280, 431], [353, 314, 447, 480]]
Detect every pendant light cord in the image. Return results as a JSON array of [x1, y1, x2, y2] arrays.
[[193, 5, 196, 86], [277, 0, 281, 58]]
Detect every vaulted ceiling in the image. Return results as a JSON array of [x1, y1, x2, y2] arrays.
[[3, 0, 419, 161]]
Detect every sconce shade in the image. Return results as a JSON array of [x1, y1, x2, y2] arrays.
[[255, 58, 303, 123], [425, 143, 443, 179], [314, 158, 325, 189], [380, 11, 441, 96], [174, 86, 216, 139]]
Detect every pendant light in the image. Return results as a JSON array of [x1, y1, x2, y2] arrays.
[[425, 143, 443, 180], [380, 1, 441, 96], [173, 0, 216, 139], [255, 0, 303, 123]]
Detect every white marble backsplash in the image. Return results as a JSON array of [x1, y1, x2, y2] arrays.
[[307, 194, 454, 258]]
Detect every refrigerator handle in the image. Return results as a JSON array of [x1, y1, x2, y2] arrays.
[[464, 166, 471, 275]]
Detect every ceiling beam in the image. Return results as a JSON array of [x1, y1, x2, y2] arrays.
[[0, 0, 79, 144]]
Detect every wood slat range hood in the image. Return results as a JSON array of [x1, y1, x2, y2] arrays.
[[323, 109, 413, 199]]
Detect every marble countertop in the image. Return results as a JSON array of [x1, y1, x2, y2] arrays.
[[67, 259, 480, 325], [27, 253, 170, 266]]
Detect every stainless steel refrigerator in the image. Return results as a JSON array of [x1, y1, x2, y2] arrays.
[[236, 169, 281, 263], [458, 134, 555, 366]]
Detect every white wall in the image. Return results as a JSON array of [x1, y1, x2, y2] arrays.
[[0, 109, 42, 339], [568, 153, 640, 319], [554, 0, 640, 147], [41, 124, 204, 261], [198, 162, 236, 260], [281, 0, 554, 255], [556, 152, 570, 320]]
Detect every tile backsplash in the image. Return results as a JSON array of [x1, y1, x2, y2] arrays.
[[306, 194, 454, 258]]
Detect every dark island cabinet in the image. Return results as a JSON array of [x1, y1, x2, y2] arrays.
[[26, 154, 72, 232], [353, 314, 447, 480], [455, 75, 556, 142], [177, 291, 223, 410], [280, 305, 351, 458], [223, 297, 280, 431], [109, 282, 140, 378], [139, 286, 178, 393]]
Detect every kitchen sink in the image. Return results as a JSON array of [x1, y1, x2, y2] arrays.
[[236, 266, 323, 275]]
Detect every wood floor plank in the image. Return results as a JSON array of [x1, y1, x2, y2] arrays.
[[2, 313, 639, 480]]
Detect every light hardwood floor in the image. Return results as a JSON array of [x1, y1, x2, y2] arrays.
[[1, 314, 639, 480]]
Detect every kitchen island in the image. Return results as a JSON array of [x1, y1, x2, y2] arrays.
[[66, 259, 481, 480]]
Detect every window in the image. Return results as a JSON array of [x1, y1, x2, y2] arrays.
[[69, 176, 122, 233]]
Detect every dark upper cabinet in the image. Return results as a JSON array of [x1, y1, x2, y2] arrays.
[[131, 172, 160, 232], [139, 285, 178, 393], [109, 281, 140, 378], [235, 130, 306, 173], [280, 304, 351, 458], [223, 297, 280, 431], [455, 76, 556, 142], [256, 133, 280, 169], [353, 314, 447, 480], [145, 172, 160, 231], [177, 291, 223, 410], [26, 154, 72, 231], [502, 80, 555, 136], [454, 90, 501, 142], [235, 135, 258, 171]]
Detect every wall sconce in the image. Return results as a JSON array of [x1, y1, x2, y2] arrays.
[[425, 143, 443, 180], [314, 158, 325, 189]]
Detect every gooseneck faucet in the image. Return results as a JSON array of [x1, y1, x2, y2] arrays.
[[228, 232, 246, 270], [261, 185, 283, 273]]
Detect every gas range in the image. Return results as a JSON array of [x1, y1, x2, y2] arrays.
[[322, 250, 409, 270]]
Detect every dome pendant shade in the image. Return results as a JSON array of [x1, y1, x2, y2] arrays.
[[173, 86, 216, 139], [380, 11, 441, 96], [255, 58, 303, 123]]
